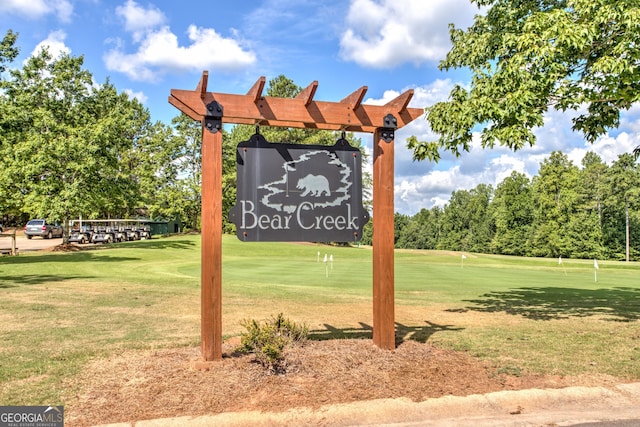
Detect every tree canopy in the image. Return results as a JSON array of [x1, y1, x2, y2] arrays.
[[0, 33, 161, 235], [0, 30, 19, 76], [409, 0, 640, 161]]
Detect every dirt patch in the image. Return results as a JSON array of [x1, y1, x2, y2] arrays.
[[49, 243, 85, 252], [65, 339, 625, 426]]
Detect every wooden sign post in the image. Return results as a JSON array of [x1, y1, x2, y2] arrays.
[[169, 72, 423, 361], [373, 125, 396, 350]]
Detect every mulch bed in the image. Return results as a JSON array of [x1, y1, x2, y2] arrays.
[[65, 338, 620, 426]]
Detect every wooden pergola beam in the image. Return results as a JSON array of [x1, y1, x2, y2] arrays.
[[385, 89, 413, 112], [341, 86, 367, 111], [295, 81, 318, 106], [169, 75, 423, 133], [247, 76, 266, 103]]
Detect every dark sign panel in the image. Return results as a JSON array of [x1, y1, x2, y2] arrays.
[[229, 134, 370, 242]]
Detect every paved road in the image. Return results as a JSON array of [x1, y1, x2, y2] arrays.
[[13, 235, 63, 252]]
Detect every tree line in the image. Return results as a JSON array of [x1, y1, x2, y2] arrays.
[[0, 30, 363, 236], [360, 151, 640, 261], [1, 29, 201, 232]]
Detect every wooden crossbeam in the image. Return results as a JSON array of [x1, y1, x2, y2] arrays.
[[385, 89, 413, 112], [195, 71, 208, 99], [247, 76, 266, 102], [295, 81, 318, 106], [169, 73, 423, 133], [341, 86, 367, 111]]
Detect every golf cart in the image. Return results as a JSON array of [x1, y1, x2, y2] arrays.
[[69, 225, 94, 244]]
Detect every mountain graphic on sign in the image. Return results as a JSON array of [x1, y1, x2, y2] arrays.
[[259, 150, 352, 214]]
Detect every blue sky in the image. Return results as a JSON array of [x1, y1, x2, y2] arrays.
[[2, 0, 639, 215]]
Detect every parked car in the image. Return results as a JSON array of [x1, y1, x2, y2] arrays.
[[24, 219, 64, 239]]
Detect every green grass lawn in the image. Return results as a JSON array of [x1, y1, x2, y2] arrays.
[[1, 234, 639, 406]]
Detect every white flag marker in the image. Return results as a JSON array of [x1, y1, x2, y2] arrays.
[[324, 254, 328, 277]]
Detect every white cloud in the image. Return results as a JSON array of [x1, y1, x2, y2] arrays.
[[105, 1, 256, 81], [123, 88, 148, 104], [366, 78, 640, 215], [0, 0, 72, 22], [368, 80, 448, 179], [395, 166, 482, 213], [392, 108, 640, 215], [532, 104, 640, 166], [582, 132, 640, 165], [115, 0, 166, 43], [340, 0, 479, 68], [619, 103, 640, 133], [30, 30, 71, 59]]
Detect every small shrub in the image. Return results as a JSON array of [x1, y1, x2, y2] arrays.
[[238, 313, 309, 373]]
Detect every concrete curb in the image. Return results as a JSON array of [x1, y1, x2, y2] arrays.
[[94, 382, 640, 426]]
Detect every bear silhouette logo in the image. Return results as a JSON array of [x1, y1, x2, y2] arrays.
[[297, 174, 331, 197]]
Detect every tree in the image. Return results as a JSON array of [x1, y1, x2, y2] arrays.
[[0, 46, 149, 240], [408, 0, 640, 161], [438, 184, 493, 252], [564, 210, 604, 259], [135, 120, 188, 227], [489, 171, 533, 255], [396, 207, 442, 249], [0, 30, 22, 221], [169, 114, 206, 230], [530, 151, 579, 257], [394, 213, 411, 245], [579, 152, 608, 228], [604, 153, 640, 261], [439, 189, 471, 251], [558, 151, 608, 258], [0, 30, 19, 77], [90, 82, 152, 219]]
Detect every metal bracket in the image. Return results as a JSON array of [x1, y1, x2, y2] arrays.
[[380, 114, 397, 143], [204, 100, 223, 133]]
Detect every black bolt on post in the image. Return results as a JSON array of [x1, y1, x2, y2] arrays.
[[204, 100, 223, 133], [381, 114, 397, 143]]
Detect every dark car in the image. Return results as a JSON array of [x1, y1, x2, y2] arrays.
[[24, 219, 64, 239]]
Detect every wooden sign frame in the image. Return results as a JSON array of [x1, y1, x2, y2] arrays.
[[169, 71, 423, 362]]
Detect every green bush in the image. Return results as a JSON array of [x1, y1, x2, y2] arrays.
[[238, 313, 309, 373]]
